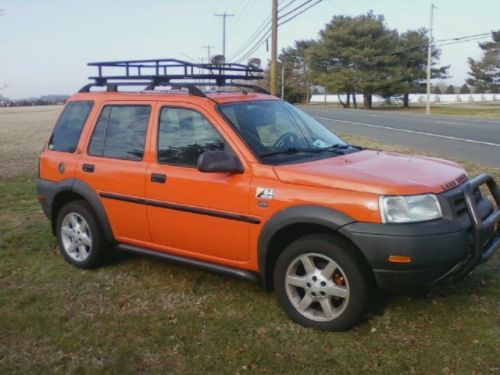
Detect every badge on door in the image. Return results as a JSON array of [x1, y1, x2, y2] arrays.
[[256, 187, 274, 200]]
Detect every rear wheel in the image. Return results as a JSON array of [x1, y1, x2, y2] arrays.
[[56, 200, 109, 269], [273, 233, 369, 331]]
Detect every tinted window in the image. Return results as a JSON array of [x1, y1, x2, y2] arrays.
[[88, 105, 151, 161], [48, 101, 93, 152], [158, 107, 225, 166]]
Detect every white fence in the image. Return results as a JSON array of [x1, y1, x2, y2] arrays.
[[309, 93, 499, 105]]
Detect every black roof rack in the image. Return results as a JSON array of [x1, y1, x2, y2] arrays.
[[79, 58, 267, 97]]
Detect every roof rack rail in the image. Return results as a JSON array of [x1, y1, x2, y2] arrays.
[[79, 58, 267, 96]]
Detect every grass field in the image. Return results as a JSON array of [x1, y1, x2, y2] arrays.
[[306, 102, 500, 119], [389, 104, 500, 119], [0, 106, 499, 373]]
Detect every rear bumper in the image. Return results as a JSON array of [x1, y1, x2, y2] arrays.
[[37, 178, 59, 219], [340, 174, 500, 291]]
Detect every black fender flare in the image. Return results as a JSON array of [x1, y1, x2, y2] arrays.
[[37, 178, 114, 243], [257, 205, 354, 290]]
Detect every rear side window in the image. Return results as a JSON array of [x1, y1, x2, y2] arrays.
[[157, 107, 225, 166], [48, 101, 93, 152], [88, 105, 151, 161]]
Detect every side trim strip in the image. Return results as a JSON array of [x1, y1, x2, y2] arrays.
[[116, 243, 261, 283], [100, 192, 261, 224]]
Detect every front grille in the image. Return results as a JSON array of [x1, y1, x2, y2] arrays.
[[439, 182, 482, 219], [452, 188, 482, 217]]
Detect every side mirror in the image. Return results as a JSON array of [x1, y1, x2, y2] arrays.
[[197, 150, 244, 174]]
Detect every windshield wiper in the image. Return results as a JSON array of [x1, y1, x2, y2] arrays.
[[259, 146, 345, 158], [319, 143, 364, 151]]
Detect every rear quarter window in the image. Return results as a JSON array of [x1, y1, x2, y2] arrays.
[[48, 101, 94, 152]]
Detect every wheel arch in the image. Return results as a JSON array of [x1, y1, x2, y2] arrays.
[[258, 205, 361, 291], [49, 179, 114, 243]]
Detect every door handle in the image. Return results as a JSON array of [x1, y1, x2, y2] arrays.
[[151, 173, 166, 183], [82, 163, 95, 173]]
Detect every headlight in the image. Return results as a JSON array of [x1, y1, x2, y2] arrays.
[[379, 194, 442, 223]]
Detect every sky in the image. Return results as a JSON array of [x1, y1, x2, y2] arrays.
[[0, 0, 499, 99]]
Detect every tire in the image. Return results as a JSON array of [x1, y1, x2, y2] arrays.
[[273, 233, 369, 331], [56, 200, 109, 269]]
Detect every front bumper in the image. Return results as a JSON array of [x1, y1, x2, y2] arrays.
[[340, 174, 499, 291]]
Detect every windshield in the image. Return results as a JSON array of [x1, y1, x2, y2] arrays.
[[218, 100, 359, 165]]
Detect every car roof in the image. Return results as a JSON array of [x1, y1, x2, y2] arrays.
[[68, 90, 278, 105]]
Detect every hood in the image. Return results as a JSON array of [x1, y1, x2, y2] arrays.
[[274, 150, 467, 195]]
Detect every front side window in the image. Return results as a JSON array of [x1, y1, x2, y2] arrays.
[[219, 101, 359, 165], [88, 105, 151, 161], [157, 107, 225, 166], [48, 101, 93, 152]]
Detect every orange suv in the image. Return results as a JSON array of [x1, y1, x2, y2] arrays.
[[37, 59, 499, 330]]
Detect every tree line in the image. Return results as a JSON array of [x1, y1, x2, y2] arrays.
[[266, 12, 499, 108]]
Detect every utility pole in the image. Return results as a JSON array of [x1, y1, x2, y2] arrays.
[[426, 4, 436, 115], [202, 45, 214, 63], [281, 65, 285, 100], [281, 66, 285, 99], [270, 0, 278, 96], [214, 13, 234, 57]]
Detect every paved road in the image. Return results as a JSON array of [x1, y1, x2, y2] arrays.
[[301, 107, 500, 168]]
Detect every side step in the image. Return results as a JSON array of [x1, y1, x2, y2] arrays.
[[116, 243, 261, 284]]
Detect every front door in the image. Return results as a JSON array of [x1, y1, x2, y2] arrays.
[[145, 104, 253, 262]]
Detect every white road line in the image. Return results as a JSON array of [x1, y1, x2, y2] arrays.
[[308, 108, 500, 124], [314, 116, 500, 148]]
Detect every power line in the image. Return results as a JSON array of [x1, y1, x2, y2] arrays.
[[438, 37, 490, 47], [237, 10, 489, 64], [278, 0, 323, 26], [364, 32, 494, 62], [234, 0, 323, 63], [435, 32, 490, 43], [230, 15, 271, 60], [236, 27, 272, 63], [229, 0, 298, 61], [278, 0, 316, 20], [279, 0, 299, 12], [230, 0, 305, 62]]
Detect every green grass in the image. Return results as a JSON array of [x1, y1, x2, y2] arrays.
[[387, 104, 500, 119], [1, 139, 499, 373]]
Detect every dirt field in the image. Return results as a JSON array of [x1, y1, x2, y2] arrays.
[[0, 105, 62, 177]]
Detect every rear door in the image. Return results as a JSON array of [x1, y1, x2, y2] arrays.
[[145, 103, 254, 262], [76, 101, 155, 244]]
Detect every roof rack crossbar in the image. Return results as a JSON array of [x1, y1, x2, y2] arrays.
[[78, 80, 268, 96], [79, 81, 207, 97], [223, 82, 269, 94]]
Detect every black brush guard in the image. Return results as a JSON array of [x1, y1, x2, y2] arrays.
[[448, 173, 500, 281]]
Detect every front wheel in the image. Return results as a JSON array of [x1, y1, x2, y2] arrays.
[[273, 233, 369, 331]]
